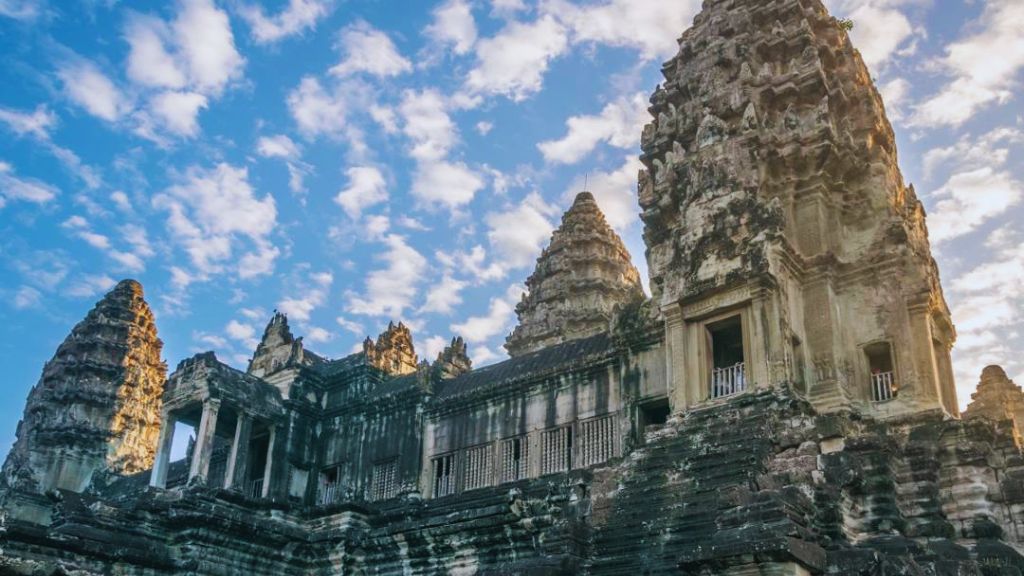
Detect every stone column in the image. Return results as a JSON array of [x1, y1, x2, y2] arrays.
[[188, 399, 220, 482], [260, 425, 276, 498], [907, 308, 940, 405], [149, 413, 176, 488], [224, 413, 252, 490], [663, 303, 688, 413]]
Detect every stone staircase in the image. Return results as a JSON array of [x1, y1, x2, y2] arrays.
[[585, 388, 822, 575]]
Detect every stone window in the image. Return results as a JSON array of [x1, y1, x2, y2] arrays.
[[707, 315, 746, 399], [462, 444, 493, 492], [500, 436, 529, 483], [639, 399, 670, 432], [541, 425, 573, 475], [369, 459, 398, 501], [318, 464, 342, 505], [865, 342, 897, 402], [432, 453, 457, 497], [578, 415, 615, 468]]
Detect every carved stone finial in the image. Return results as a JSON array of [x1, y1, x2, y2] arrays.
[[365, 322, 418, 376], [433, 336, 472, 379], [964, 366, 1024, 439]]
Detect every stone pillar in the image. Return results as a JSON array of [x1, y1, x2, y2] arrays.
[[663, 303, 688, 413], [224, 413, 252, 490], [149, 413, 176, 488], [188, 399, 220, 482], [907, 308, 940, 406], [260, 425, 276, 498]]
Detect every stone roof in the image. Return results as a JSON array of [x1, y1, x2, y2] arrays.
[[505, 191, 643, 357]]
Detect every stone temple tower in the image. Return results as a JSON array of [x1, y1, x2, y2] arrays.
[[640, 0, 956, 416], [1, 280, 166, 493], [506, 191, 644, 357]]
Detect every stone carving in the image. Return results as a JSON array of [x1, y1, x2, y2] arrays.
[[1, 280, 166, 492], [964, 365, 1024, 441], [505, 191, 643, 357], [247, 311, 324, 378], [432, 336, 472, 380], [364, 321, 418, 375]]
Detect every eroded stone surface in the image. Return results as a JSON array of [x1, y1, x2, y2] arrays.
[[364, 321, 418, 376], [1, 280, 166, 493], [506, 191, 643, 357]]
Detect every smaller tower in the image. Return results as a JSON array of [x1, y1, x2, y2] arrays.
[[433, 337, 472, 380], [2, 280, 166, 493], [964, 366, 1024, 441], [364, 322, 418, 376], [505, 191, 644, 357], [248, 312, 320, 379]]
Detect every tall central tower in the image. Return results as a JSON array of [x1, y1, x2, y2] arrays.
[[641, 0, 956, 416]]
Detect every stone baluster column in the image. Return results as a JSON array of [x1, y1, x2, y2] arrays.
[[188, 399, 221, 483], [149, 413, 176, 488], [260, 425, 276, 498], [224, 413, 252, 490]]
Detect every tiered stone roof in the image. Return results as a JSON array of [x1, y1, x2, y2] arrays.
[[505, 191, 643, 357]]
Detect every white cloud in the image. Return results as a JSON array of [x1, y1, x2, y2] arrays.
[[226, 319, 256, 341], [173, 0, 245, 95], [422, 335, 449, 362], [464, 15, 569, 101], [110, 191, 133, 212], [153, 163, 278, 277], [57, 59, 128, 122], [66, 274, 117, 298], [400, 89, 458, 162], [922, 127, 1022, 181], [412, 160, 484, 210], [538, 93, 645, 164], [475, 121, 493, 135], [451, 284, 523, 343], [13, 285, 41, 309], [543, 0, 700, 61], [879, 77, 911, 122], [125, 14, 187, 89], [911, 0, 1024, 127], [486, 191, 558, 271], [0, 105, 57, 139], [0, 0, 43, 20], [824, 0, 916, 71], [239, 0, 331, 44], [399, 89, 484, 210], [329, 21, 412, 78], [335, 316, 364, 336], [421, 274, 468, 315], [0, 161, 58, 206], [279, 268, 333, 322], [78, 231, 111, 250], [336, 166, 388, 218], [927, 167, 1021, 244], [425, 0, 477, 55], [257, 134, 300, 159], [490, 0, 526, 16], [305, 326, 334, 344], [345, 234, 428, 317], [287, 76, 359, 140], [150, 90, 207, 136]]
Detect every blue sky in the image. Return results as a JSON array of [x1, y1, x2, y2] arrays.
[[0, 0, 1022, 462]]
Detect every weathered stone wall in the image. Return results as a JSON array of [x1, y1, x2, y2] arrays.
[[4, 386, 1024, 575]]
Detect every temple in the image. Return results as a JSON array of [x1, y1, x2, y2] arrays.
[[2, 1, 1024, 574]]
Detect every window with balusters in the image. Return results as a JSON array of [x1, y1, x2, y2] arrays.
[[462, 444, 493, 491], [500, 436, 529, 483], [578, 415, 615, 468], [541, 425, 573, 475], [369, 459, 398, 501], [432, 453, 457, 497]]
